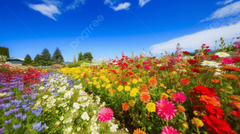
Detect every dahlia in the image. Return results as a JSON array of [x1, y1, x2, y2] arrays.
[[156, 99, 177, 120], [98, 108, 113, 122], [173, 92, 187, 103], [161, 126, 180, 134]]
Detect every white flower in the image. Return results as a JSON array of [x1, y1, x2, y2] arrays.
[[209, 61, 221, 67], [73, 102, 80, 110], [81, 112, 89, 121], [56, 110, 59, 113], [215, 52, 230, 57], [95, 96, 101, 105], [110, 124, 118, 132], [64, 91, 73, 99], [39, 86, 45, 90], [64, 126, 72, 133], [60, 116, 64, 121], [77, 127, 81, 132], [42, 95, 48, 99], [90, 123, 99, 132], [125, 128, 129, 133], [55, 121, 60, 126]]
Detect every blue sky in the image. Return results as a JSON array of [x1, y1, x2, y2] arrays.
[[0, 0, 240, 62]]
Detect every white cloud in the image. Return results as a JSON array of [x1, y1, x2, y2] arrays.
[[139, 0, 151, 7], [66, 0, 85, 10], [216, 0, 234, 5], [29, 4, 61, 21], [203, 1, 240, 21], [150, 22, 240, 54], [104, 0, 131, 11]]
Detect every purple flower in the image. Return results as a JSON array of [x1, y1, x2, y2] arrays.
[[13, 123, 21, 129], [32, 109, 37, 114], [4, 103, 11, 109], [10, 108, 19, 113], [4, 119, 12, 125], [35, 111, 41, 117], [21, 114, 27, 121], [32, 121, 42, 129], [23, 99, 29, 103], [38, 123, 46, 132], [4, 111, 11, 116], [29, 101, 35, 105], [24, 107, 30, 111], [0, 127, 5, 133], [21, 94, 28, 99], [14, 113, 23, 118], [22, 104, 28, 109]]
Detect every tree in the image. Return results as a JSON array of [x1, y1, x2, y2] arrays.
[[83, 52, 93, 61], [52, 48, 64, 64], [41, 48, 52, 66], [33, 54, 42, 66], [22, 54, 32, 65], [78, 52, 84, 61]]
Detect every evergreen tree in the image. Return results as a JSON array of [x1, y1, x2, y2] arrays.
[[41, 48, 52, 66], [78, 52, 84, 61], [52, 48, 64, 64], [83, 52, 93, 61], [22, 54, 32, 65], [33, 54, 42, 66]]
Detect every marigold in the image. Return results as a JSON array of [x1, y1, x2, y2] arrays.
[[122, 103, 129, 111], [133, 128, 146, 134], [180, 78, 190, 86], [146, 102, 156, 112], [148, 76, 157, 87], [221, 74, 238, 80], [191, 117, 204, 127], [140, 92, 151, 103], [177, 105, 185, 112]]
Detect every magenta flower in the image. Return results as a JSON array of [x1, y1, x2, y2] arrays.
[[161, 126, 180, 134], [98, 108, 113, 122], [232, 56, 240, 63], [156, 99, 176, 120], [221, 58, 234, 64], [173, 92, 187, 103]]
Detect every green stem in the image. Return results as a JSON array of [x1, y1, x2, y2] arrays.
[[166, 120, 169, 126], [196, 127, 200, 134]]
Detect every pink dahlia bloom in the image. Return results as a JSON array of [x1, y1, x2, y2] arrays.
[[161, 126, 180, 134], [173, 92, 187, 103], [221, 58, 234, 64], [156, 99, 176, 120], [98, 108, 113, 122]]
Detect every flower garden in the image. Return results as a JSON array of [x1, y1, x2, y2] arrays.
[[1, 40, 240, 134]]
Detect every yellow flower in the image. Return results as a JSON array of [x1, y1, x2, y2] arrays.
[[125, 86, 131, 91], [191, 117, 204, 127], [130, 88, 139, 97], [146, 102, 156, 112], [132, 79, 138, 84], [106, 84, 112, 89], [117, 85, 124, 91], [129, 100, 135, 107], [96, 84, 101, 89], [193, 111, 201, 116], [138, 78, 143, 82], [182, 122, 189, 129], [161, 93, 169, 99]]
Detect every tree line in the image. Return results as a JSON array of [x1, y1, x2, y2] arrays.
[[22, 48, 64, 66], [0, 46, 10, 58]]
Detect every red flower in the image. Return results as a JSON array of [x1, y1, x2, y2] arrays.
[[232, 56, 240, 63], [191, 68, 200, 73], [123, 81, 127, 85], [183, 51, 190, 54], [136, 64, 141, 68], [188, 59, 198, 64], [205, 105, 225, 118], [211, 55, 219, 60], [180, 78, 189, 86], [159, 66, 165, 70], [230, 110, 240, 119], [202, 115, 234, 134], [193, 86, 216, 97], [205, 49, 211, 52]]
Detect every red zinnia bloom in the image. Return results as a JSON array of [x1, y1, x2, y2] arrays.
[[202, 115, 234, 134], [205, 105, 225, 118], [180, 78, 189, 86], [230, 110, 240, 119], [191, 68, 200, 73], [136, 64, 141, 68], [159, 66, 165, 70], [211, 55, 219, 60], [183, 51, 190, 54], [188, 59, 198, 64], [193, 86, 216, 97]]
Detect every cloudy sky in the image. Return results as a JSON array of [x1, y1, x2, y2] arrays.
[[0, 0, 240, 61]]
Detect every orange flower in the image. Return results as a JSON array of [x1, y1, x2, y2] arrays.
[[237, 81, 240, 86], [222, 74, 238, 80], [180, 78, 189, 86], [148, 76, 157, 87], [141, 84, 148, 90], [230, 101, 240, 111], [199, 95, 221, 107], [230, 95, 240, 101], [110, 76, 116, 81], [122, 103, 129, 111], [133, 128, 146, 134], [211, 79, 220, 83], [140, 92, 151, 103], [177, 105, 185, 112], [199, 82, 204, 85], [221, 65, 240, 72]]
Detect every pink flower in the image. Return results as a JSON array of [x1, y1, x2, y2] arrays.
[[98, 108, 113, 122], [210, 55, 219, 60], [221, 58, 234, 64], [232, 56, 240, 63], [161, 126, 180, 134], [156, 99, 176, 120], [173, 92, 187, 103], [200, 55, 207, 59]]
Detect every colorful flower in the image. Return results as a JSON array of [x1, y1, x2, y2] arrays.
[[161, 126, 180, 134], [146, 102, 156, 112], [156, 99, 176, 120], [98, 108, 113, 122], [173, 92, 187, 103], [140, 92, 151, 103]]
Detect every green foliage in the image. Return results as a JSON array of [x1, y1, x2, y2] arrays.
[[41, 48, 52, 66], [0, 55, 7, 62], [78, 52, 84, 61], [68, 60, 92, 68], [0, 46, 10, 58], [52, 48, 64, 64], [83, 52, 93, 61], [22, 54, 32, 65], [33, 54, 42, 66]]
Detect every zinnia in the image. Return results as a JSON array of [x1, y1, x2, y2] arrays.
[[156, 99, 177, 120], [180, 78, 189, 86], [161, 126, 180, 134], [173, 92, 187, 103], [122, 103, 129, 111], [221, 58, 234, 64], [148, 76, 157, 87], [98, 108, 113, 122], [140, 92, 151, 103]]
